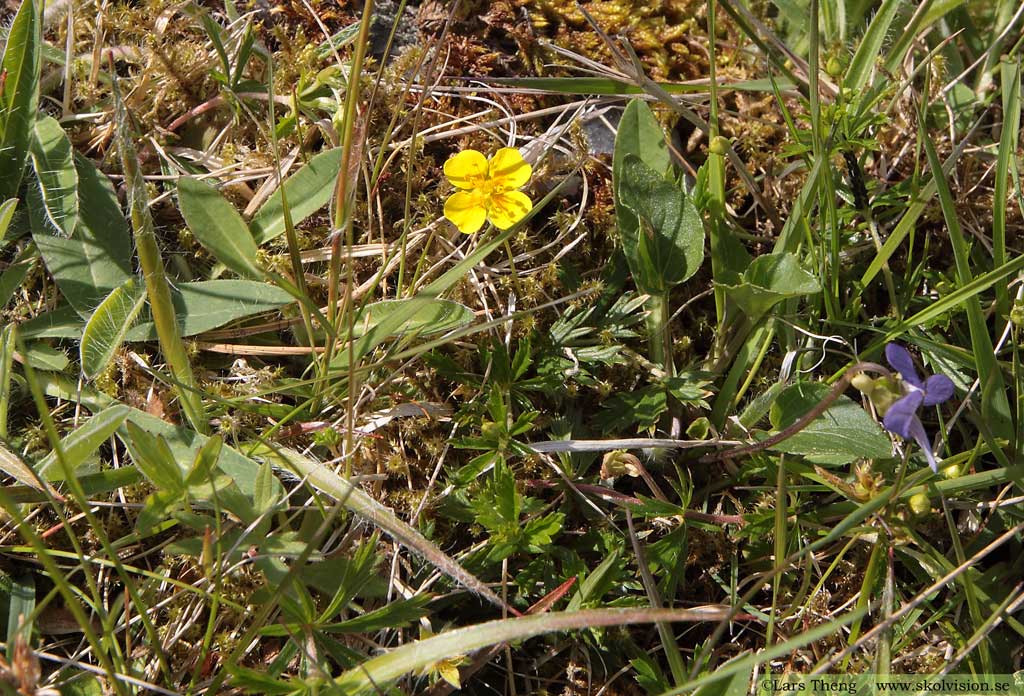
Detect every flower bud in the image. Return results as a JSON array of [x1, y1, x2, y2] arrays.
[[709, 136, 731, 156], [601, 450, 641, 479], [908, 492, 931, 517]]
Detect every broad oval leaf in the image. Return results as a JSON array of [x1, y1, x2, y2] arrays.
[[80, 277, 146, 379], [178, 176, 262, 278], [617, 154, 705, 294], [768, 382, 892, 466], [125, 279, 295, 340], [31, 154, 134, 316], [0, 0, 41, 200], [249, 148, 342, 245], [29, 115, 79, 237]]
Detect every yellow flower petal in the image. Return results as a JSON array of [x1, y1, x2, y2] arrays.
[[487, 147, 532, 191], [443, 149, 488, 190], [444, 191, 487, 234], [486, 190, 532, 230]]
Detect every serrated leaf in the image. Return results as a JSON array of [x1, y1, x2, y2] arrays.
[[29, 115, 79, 237], [249, 148, 342, 245], [617, 155, 704, 294], [80, 277, 146, 379], [178, 177, 262, 278], [719, 253, 821, 323], [0, 0, 41, 200], [125, 279, 295, 340], [767, 382, 892, 465]]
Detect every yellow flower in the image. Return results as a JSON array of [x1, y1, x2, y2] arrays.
[[442, 147, 533, 234]]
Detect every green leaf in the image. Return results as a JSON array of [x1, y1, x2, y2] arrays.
[[123, 420, 186, 493], [249, 148, 342, 245], [566, 549, 622, 611], [0, 0, 41, 200], [332, 606, 732, 694], [922, 121, 1012, 441], [613, 99, 671, 178], [36, 404, 130, 479], [330, 298, 475, 369], [4, 573, 34, 655], [844, 0, 901, 93], [18, 303, 82, 339], [125, 279, 295, 340], [19, 341, 68, 371], [115, 408, 280, 500], [73, 152, 134, 275], [32, 226, 133, 315], [767, 382, 892, 465], [0, 198, 19, 242], [177, 177, 262, 278], [263, 444, 510, 611], [617, 155, 704, 294], [28, 115, 79, 237], [719, 253, 820, 323], [80, 277, 146, 379], [31, 154, 134, 317], [352, 298, 474, 339], [0, 248, 33, 310]]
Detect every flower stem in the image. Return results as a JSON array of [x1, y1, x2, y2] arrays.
[[111, 75, 207, 434], [644, 292, 673, 377]]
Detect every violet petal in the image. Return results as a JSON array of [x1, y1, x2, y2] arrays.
[[922, 374, 955, 406], [906, 415, 939, 473], [885, 343, 924, 388], [883, 391, 925, 438]]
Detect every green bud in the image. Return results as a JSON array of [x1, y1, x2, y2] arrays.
[[826, 56, 843, 78], [908, 492, 931, 517], [1010, 302, 1024, 326], [709, 136, 731, 156], [851, 373, 876, 394]]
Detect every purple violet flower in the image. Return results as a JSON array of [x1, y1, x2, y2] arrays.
[[882, 343, 956, 472]]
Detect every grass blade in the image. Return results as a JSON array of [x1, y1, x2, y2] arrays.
[[993, 57, 1020, 316], [921, 117, 1012, 442]]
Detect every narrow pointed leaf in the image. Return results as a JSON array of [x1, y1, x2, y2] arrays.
[[249, 148, 342, 245], [28, 115, 79, 237], [0, 0, 41, 200], [80, 277, 146, 379]]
